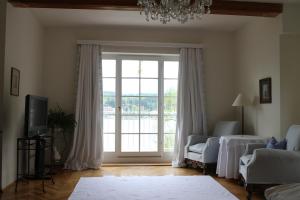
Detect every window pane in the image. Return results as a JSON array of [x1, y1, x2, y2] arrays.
[[104, 115, 115, 133], [121, 134, 139, 152], [164, 61, 179, 78], [103, 78, 115, 96], [164, 134, 175, 152], [122, 97, 139, 115], [102, 60, 116, 77], [103, 97, 115, 114], [122, 60, 139, 77], [164, 115, 176, 133], [164, 96, 177, 115], [140, 116, 158, 133], [141, 61, 158, 78], [140, 134, 158, 152], [122, 115, 139, 133], [164, 80, 177, 96], [141, 79, 158, 96], [122, 79, 139, 96], [140, 97, 158, 115], [103, 134, 115, 152]]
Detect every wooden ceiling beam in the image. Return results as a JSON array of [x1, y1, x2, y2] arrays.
[[8, 0, 283, 17], [8, 0, 140, 10], [211, 1, 282, 17]]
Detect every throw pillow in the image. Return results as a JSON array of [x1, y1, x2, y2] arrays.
[[266, 137, 287, 150], [266, 137, 277, 148], [275, 139, 287, 149]]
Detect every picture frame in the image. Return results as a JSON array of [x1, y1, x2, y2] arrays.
[[10, 67, 20, 96], [259, 77, 272, 104]]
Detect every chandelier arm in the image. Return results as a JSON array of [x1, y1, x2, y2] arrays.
[[138, 0, 212, 24]]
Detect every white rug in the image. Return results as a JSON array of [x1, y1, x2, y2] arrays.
[[69, 176, 238, 200]]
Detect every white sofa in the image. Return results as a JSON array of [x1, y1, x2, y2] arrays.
[[265, 183, 300, 200], [239, 125, 300, 200]]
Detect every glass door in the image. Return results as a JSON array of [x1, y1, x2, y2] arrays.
[[120, 59, 160, 155], [102, 54, 179, 162]]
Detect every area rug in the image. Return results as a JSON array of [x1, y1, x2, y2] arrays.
[[69, 176, 238, 200]]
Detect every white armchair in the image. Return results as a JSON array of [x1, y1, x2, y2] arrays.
[[184, 121, 240, 174], [239, 125, 300, 200]]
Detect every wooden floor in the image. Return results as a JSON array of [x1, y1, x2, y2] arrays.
[[0, 166, 264, 200]]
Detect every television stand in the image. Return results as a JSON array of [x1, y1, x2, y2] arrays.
[[15, 135, 55, 192]]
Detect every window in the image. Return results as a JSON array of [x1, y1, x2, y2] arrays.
[[103, 60, 116, 152], [163, 61, 178, 151], [102, 55, 179, 155]]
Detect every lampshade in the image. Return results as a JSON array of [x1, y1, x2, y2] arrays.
[[232, 93, 250, 107]]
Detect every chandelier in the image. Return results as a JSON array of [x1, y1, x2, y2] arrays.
[[137, 0, 212, 24]]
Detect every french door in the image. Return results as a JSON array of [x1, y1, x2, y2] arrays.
[[102, 54, 178, 162]]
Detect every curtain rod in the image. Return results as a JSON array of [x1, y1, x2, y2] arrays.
[[77, 40, 203, 49]]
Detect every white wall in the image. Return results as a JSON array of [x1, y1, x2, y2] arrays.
[[1, 4, 44, 189], [235, 17, 282, 138], [0, 0, 7, 191], [280, 34, 300, 134], [235, 3, 300, 138], [282, 4, 300, 33], [43, 26, 237, 132], [279, 3, 300, 135]]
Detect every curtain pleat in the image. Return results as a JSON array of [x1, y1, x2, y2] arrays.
[[172, 48, 207, 167], [65, 44, 103, 170]]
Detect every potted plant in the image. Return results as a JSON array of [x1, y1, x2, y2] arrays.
[[48, 105, 76, 163]]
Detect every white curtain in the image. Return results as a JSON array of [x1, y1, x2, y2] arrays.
[[65, 44, 103, 170], [172, 48, 207, 167]]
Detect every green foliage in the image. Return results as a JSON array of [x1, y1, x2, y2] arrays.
[[48, 105, 77, 132], [164, 134, 175, 151], [103, 89, 177, 114], [165, 88, 176, 96]]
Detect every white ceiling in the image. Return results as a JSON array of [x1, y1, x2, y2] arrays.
[[31, 8, 262, 31], [31, 0, 300, 31]]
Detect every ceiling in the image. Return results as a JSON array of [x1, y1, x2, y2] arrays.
[[31, 8, 261, 31], [28, 0, 299, 31]]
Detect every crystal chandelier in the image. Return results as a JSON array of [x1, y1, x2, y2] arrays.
[[137, 0, 212, 24]]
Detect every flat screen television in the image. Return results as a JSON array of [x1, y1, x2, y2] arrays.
[[25, 95, 48, 138]]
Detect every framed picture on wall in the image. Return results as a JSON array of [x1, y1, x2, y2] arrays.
[[10, 67, 20, 96], [259, 77, 272, 104]]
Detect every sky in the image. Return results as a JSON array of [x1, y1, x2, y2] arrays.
[[102, 59, 178, 95]]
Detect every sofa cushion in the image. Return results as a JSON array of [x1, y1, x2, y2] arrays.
[[240, 154, 253, 165], [189, 143, 206, 154]]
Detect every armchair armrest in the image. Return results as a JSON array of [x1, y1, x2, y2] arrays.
[[246, 149, 300, 184], [243, 143, 266, 156], [202, 137, 220, 163], [186, 135, 208, 147], [184, 134, 208, 159]]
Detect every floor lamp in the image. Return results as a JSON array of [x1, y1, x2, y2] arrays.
[[232, 93, 249, 135]]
